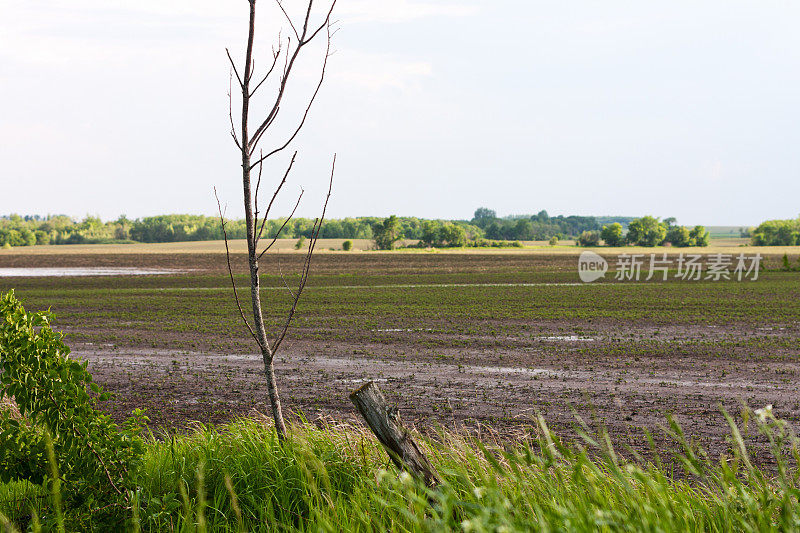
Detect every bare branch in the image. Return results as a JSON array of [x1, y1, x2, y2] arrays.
[[249, 22, 332, 168], [256, 186, 304, 261], [299, 0, 316, 41], [248, 1, 336, 155], [214, 187, 261, 348], [253, 150, 264, 228], [223, 0, 335, 439], [277, 258, 297, 300], [255, 151, 298, 247], [272, 153, 335, 355], [275, 0, 300, 41], [226, 48, 244, 88], [250, 39, 282, 97], [228, 71, 242, 150], [303, 1, 337, 45]]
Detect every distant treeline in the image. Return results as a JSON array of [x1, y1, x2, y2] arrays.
[[577, 217, 710, 248], [0, 210, 636, 248], [470, 208, 633, 241], [0, 214, 377, 247], [751, 217, 800, 246]]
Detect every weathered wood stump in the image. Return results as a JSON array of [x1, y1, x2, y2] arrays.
[[350, 381, 441, 487]]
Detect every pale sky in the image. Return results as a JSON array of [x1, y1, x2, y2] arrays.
[[1, 0, 798, 226]]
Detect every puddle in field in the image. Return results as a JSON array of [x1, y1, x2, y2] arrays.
[[372, 328, 434, 333], [535, 335, 595, 342], [0, 267, 184, 277]]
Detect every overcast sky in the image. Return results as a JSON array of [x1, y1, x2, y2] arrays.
[[1, 0, 798, 226]]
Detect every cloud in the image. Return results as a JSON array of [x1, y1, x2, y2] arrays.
[[336, 0, 478, 23]]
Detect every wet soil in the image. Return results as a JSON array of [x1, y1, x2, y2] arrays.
[[73, 317, 800, 464]]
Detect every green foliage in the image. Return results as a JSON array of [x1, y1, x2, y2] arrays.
[[419, 220, 441, 247], [374, 216, 402, 250], [417, 220, 477, 248], [0, 212, 642, 248], [472, 207, 496, 221], [294, 236, 306, 250], [0, 228, 36, 248], [438, 223, 467, 247], [0, 291, 146, 525], [752, 217, 800, 246], [600, 223, 624, 247], [626, 216, 667, 246], [576, 230, 601, 247], [689, 225, 710, 247], [342, 240, 353, 251], [548, 236, 559, 246], [4, 409, 800, 531], [664, 225, 692, 247], [476, 209, 608, 240], [778, 253, 800, 272], [622, 217, 708, 248]]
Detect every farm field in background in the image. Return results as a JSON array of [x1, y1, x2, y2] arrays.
[[1, 243, 799, 464], [0, 236, 761, 254]]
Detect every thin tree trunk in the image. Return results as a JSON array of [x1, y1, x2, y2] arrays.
[[240, 0, 287, 439], [265, 358, 286, 434], [222, 0, 334, 441]]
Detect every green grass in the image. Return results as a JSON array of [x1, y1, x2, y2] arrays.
[[2, 409, 800, 532], [7, 271, 800, 335]]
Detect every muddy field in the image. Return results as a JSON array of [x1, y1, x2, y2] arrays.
[[2, 246, 799, 462]]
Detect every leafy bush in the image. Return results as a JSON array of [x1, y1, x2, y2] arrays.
[[576, 231, 601, 247], [438, 223, 467, 247], [3, 407, 799, 531], [664, 225, 692, 247], [0, 291, 146, 526], [600, 223, 624, 247], [342, 240, 353, 251], [374, 216, 402, 250], [752, 218, 800, 246], [626, 216, 667, 246], [622, 217, 708, 247], [294, 236, 306, 250], [689, 225, 710, 247]]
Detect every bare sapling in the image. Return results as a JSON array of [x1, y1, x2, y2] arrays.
[[217, 0, 337, 439]]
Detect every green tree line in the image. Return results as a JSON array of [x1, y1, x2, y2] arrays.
[[1, 211, 711, 249], [0, 214, 377, 248], [750, 217, 800, 246], [470, 208, 614, 241], [577, 216, 710, 247]]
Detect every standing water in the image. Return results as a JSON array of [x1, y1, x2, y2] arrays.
[[0, 267, 184, 277]]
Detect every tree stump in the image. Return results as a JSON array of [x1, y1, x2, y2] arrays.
[[350, 381, 440, 487]]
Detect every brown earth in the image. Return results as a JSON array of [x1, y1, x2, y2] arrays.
[[2, 247, 799, 466], [71, 318, 799, 465]]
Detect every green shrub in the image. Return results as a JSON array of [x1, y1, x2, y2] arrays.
[[577, 230, 601, 247], [626, 216, 667, 246], [294, 236, 306, 250], [0, 291, 146, 527], [374, 216, 402, 250], [3, 404, 800, 531], [600, 223, 624, 247], [664, 225, 692, 247], [752, 218, 800, 246], [342, 240, 353, 251]]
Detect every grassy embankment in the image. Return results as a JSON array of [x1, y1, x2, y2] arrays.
[[1, 410, 799, 532]]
